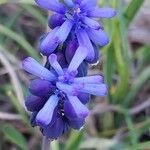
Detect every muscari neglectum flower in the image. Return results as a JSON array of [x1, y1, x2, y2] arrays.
[[23, 49, 107, 139], [35, 0, 116, 63]]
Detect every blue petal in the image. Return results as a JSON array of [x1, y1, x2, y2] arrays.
[[87, 28, 109, 46], [64, 0, 74, 7], [66, 96, 89, 119], [35, 0, 66, 13], [54, 19, 73, 44], [87, 8, 117, 18], [56, 82, 78, 96], [29, 79, 56, 97], [25, 94, 47, 112], [22, 57, 56, 81], [77, 29, 95, 62], [74, 75, 104, 84], [48, 14, 65, 29], [82, 16, 101, 30], [49, 54, 64, 75], [36, 95, 59, 126], [68, 46, 88, 73], [40, 27, 59, 56], [80, 83, 108, 96], [80, 0, 97, 11]]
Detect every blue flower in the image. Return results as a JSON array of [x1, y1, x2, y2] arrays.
[[23, 49, 107, 139], [35, 0, 116, 62]]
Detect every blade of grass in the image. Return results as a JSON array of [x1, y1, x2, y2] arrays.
[[124, 0, 145, 27], [0, 0, 35, 5], [0, 24, 40, 60], [124, 67, 150, 107], [65, 130, 83, 150], [21, 4, 47, 26]]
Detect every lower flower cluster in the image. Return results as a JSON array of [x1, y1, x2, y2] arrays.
[[23, 50, 107, 139]]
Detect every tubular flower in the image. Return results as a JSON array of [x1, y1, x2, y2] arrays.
[[23, 51, 107, 139], [35, 0, 116, 62]]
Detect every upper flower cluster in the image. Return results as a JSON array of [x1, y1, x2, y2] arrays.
[[36, 0, 116, 63]]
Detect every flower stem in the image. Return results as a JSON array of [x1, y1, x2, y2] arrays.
[[42, 136, 51, 150]]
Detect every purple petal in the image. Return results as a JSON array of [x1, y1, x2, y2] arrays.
[[22, 57, 56, 81], [36, 95, 59, 126], [67, 96, 89, 119], [65, 39, 78, 63], [74, 75, 104, 84], [29, 79, 56, 97], [35, 0, 66, 14], [87, 8, 116, 18], [87, 28, 109, 46], [42, 117, 67, 139], [67, 46, 88, 73], [78, 92, 90, 104], [77, 29, 95, 62], [82, 16, 101, 30], [25, 94, 47, 112], [49, 54, 64, 75], [48, 14, 65, 29]]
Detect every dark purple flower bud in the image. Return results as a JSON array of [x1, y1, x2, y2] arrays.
[[42, 117, 67, 139], [77, 61, 88, 77], [25, 94, 47, 112], [30, 112, 38, 127], [64, 96, 89, 120], [35, 0, 66, 14], [78, 93, 90, 104], [68, 118, 85, 130], [56, 52, 68, 68], [29, 79, 56, 97], [48, 14, 65, 29], [65, 39, 78, 63]]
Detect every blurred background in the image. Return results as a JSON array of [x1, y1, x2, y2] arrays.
[[0, 0, 150, 150]]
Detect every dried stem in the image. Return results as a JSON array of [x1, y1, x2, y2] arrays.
[[42, 136, 51, 150]]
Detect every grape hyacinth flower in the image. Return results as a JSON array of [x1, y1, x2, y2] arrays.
[[23, 50, 107, 139], [35, 0, 116, 62]]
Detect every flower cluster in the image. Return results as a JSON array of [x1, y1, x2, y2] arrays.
[[23, 0, 116, 139]]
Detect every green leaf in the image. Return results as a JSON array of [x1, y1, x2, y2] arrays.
[[124, 0, 145, 26], [65, 130, 83, 150], [3, 124, 28, 150]]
